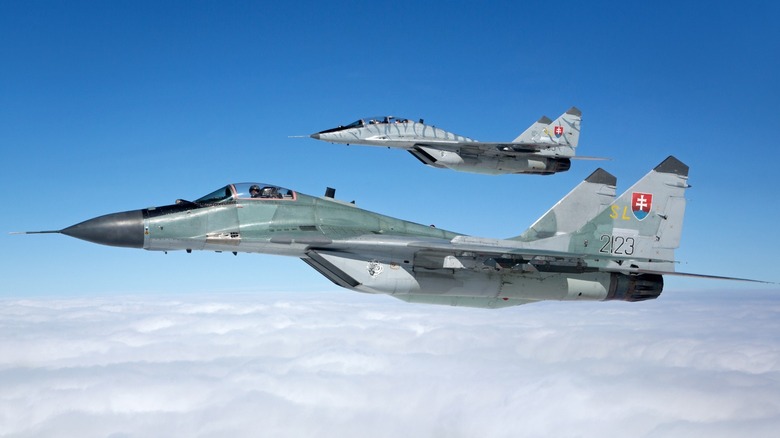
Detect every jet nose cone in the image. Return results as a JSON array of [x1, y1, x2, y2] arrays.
[[62, 210, 144, 248], [310, 133, 321, 140]]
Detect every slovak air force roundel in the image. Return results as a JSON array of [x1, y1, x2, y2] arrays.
[[631, 192, 653, 220], [553, 125, 564, 137]]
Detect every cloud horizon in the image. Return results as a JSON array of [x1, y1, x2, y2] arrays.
[[1, 289, 778, 437]]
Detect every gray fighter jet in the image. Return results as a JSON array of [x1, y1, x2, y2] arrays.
[[310, 107, 595, 175], [20, 157, 764, 308]]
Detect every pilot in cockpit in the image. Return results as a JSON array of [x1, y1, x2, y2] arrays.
[[261, 186, 283, 198], [249, 185, 283, 199]]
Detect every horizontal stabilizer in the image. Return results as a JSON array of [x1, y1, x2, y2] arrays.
[[612, 268, 774, 284]]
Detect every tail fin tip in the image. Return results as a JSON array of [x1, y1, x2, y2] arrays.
[[654, 156, 689, 176], [585, 168, 617, 186]]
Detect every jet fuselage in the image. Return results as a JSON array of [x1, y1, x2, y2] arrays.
[[58, 180, 664, 308], [310, 111, 581, 175]]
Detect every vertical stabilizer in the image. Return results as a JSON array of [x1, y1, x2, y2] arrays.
[[513, 107, 581, 149], [571, 156, 690, 269], [513, 115, 553, 143], [512, 168, 617, 241]]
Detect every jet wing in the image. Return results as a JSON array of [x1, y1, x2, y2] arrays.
[[306, 234, 771, 283], [300, 235, 773, 288], [408, 106, 599, 161], [408, 235, 674, 272], [414, 141, 572, 157], [305, 234, 670, 275]]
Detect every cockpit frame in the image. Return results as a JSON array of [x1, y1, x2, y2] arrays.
[[194, 183, 297, 206], [316, 116, 416, 134]]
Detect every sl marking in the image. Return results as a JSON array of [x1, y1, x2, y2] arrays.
[[599, 234, 635, 255], [610, 205, 633, 221]]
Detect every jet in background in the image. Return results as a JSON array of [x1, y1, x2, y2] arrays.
[[20, 157, 765, 308], [310, 107, 595, 175]]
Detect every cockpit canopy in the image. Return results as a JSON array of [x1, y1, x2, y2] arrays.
[[356, 116, 415, 126], [318, 116, 417, 134], [194, 183, 296, 205]]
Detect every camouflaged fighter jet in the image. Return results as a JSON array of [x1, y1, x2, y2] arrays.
[[310, 107, 597, 175], [20, 157, 763, 308]]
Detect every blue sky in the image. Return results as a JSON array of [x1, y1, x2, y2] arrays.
[[2, 0, 779, 295]]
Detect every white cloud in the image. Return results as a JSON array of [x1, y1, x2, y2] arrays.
[[1, 290, 779, 437]]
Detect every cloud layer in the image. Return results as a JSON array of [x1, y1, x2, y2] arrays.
[[1, 290, 779, 437]]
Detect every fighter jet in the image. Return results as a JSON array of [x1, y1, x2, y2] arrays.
[[309, 107, 595, 175], [19, 157, 764, 308]]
